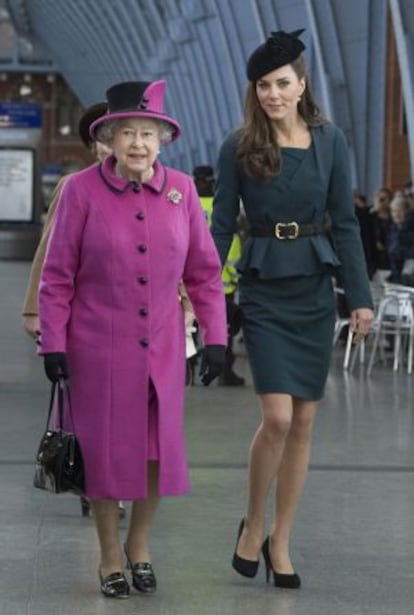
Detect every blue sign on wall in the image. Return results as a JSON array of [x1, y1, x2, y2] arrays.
[[0, 103, 42, 128]]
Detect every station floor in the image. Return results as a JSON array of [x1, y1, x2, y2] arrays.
[[1, 260, 414, 615]]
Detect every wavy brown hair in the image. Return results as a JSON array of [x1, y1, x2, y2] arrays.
[[237, 55, 326, 182]]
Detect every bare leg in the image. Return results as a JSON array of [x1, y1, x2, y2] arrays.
[[125, 461, 160, 562], [270, 399, 318, 573], [236, 394, 293, 560], [90, 500, 122, 576]]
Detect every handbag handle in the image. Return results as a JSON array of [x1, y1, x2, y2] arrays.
[[45, 379, 75, 432]]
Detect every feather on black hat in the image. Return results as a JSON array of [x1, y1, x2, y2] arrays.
[[246, 29, 306, 81]]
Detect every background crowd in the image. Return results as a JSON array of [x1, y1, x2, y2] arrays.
[[354, 180, 414, 285]]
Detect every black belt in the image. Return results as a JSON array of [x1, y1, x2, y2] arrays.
[[250, 221, 326, 240]]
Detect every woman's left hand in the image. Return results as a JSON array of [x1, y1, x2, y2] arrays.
[[199, 345, 226, 386], [350, 308, 374, 343]]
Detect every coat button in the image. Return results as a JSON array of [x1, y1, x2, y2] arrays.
[[138, 276, 148, 285], [140, 338, 149, 347], [138, 244, 147, 253], [139, 307, 148, 316], [136, 211, 145, 220]]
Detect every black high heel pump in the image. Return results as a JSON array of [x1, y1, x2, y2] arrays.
[[261, 537, 301, 589], [231, 518, 260, 578]]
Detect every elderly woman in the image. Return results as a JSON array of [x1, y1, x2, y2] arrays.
[[38, 79, 227, 598]]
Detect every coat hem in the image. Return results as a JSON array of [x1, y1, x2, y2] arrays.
[[83, 485, 192, 501]]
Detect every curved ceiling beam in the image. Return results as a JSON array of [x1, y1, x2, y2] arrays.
[[13, 0, 400, 193], [71, 0, 127, 85], [112, 1, 148, 79], [389, 0, 414, 183], [26, 1, 118, 102], [143, 0, 198, 169], [364, 0, 387, 198], [304, 0, 357, 187], [306, 0, 388, 198]]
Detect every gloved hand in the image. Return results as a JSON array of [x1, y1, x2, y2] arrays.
[[199, 345, 226, 386], [43, 352, 69, 383]]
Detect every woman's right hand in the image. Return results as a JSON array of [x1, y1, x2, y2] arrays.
[[43, 353, 69, 382], [22, 315, 40, 340]]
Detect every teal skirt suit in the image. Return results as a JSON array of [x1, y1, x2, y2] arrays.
[[211, 123, 372, 400]]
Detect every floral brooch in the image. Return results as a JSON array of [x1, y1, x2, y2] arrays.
[[167, 188, 182, 205]]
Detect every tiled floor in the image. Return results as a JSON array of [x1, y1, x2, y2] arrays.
[[1, 261, 413, 614]]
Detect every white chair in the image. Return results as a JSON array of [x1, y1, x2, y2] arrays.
[[333, 286, 365, 370], [367, 285, 414, 376]]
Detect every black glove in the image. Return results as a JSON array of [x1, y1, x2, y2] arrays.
[[199, 345, 226, 386], [43, 352, 69, 383]]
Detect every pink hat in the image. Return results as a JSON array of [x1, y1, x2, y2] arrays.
[[89, 80, 181, 142]]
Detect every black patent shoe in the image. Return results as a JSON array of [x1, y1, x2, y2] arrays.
[[261, 537, 301, 589], [124, 544, 157, 593], [99, 569, 130, 598], [232, 518, 260, 578]]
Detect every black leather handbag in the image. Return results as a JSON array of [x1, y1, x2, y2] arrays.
[[33, 380, 85, 494]]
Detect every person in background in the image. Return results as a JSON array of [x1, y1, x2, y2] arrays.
[[22, 103, 110, 339], [178, 280, 198, 385], [402, 179, 413, 200], [353, 191, 374, 278], [38, 79, 226, 598], [370, 187, 392, 278], [193, 165, 245, 386], [211, 29, 373, 589], [386, 195, 410, 283]]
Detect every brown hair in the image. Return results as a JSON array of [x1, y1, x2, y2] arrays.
[[236, 55, 326, 182]]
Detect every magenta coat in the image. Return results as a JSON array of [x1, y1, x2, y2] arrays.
[[39, 156, 227, 500]]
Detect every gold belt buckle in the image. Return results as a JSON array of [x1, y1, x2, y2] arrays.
[[274, 222, 299, 240]]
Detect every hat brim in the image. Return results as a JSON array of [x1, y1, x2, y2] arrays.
[[89, 111, 181, 142]]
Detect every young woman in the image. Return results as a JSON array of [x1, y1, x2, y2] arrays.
[[211, 29, 373, 589]]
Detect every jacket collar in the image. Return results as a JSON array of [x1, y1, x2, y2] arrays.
[[99, 154, 167, 194]]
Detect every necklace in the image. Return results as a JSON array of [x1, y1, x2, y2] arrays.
[[115, 164, 154, 183]]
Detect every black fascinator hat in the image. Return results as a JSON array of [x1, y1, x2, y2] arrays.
[[247, 29, 306, 81]]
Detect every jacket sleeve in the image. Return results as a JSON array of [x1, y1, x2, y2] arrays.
[[22, 177, 68, 315], [38, 176, 87, 353], [210, 133, 241, 266], [327, 127, 373, 311], [182, 178, 227, 346]]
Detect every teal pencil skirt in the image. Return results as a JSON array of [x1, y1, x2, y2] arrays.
[[239, 272, 336, 400]]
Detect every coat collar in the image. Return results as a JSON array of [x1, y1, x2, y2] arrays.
[[99, 154, 167, 194]]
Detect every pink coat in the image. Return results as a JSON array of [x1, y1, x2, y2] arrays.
[[39, 156, 227, 500]]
